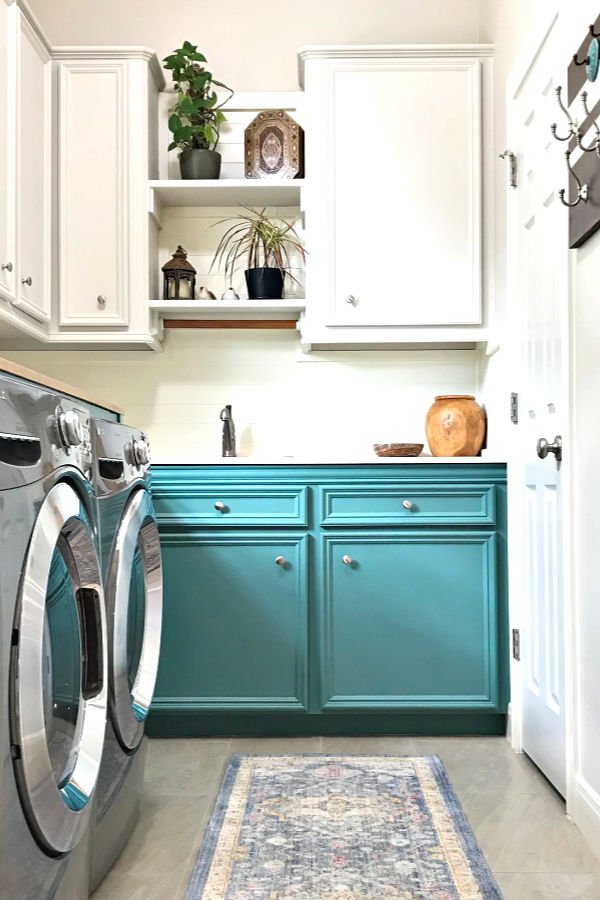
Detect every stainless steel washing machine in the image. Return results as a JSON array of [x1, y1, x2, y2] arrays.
[[0, 372, 108, 900], [89, 419, 162, 891]]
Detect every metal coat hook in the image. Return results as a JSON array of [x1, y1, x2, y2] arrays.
[[577, 90, 600, 153], [551, 86, 578, 142], [589, 23, 600, 39], [559, 150, 588, 207], [573, 50, 590, 67]]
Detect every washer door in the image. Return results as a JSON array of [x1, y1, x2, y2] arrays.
[[106, 488, 162, 752], [10, 480, 108, 856]]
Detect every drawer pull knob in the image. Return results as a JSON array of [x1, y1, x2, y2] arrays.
[[214, 501, 226, 511], [275, 556, 286, 567], [346, 294, 357, 306], [342, 554, 353, 565], [402, 499, 414, 510], [97, 294, 107, 307], [1, 262, 12, 272], [21, 276, 32, 286]]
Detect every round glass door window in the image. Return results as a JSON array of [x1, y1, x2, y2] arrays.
[[11, 480, 107, 856], [106, 489, 162, 752]]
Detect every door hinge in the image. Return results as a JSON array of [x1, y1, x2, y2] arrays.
[[500, 149, 518, 188], [510, 392, 519, 424], [512, 628, 521, 661]]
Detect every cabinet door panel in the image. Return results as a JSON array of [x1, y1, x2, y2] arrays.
[[327, 60, 481, 327], [58, 63, 128, 326], [0, 0, 15, 304], [320, 532, 501, 710], [154, 534, 309, 711], [15, 13, 51, 323]]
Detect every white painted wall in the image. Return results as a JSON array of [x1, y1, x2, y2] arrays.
[[4, 334, 478, 462], [27, 0, 480, 91]]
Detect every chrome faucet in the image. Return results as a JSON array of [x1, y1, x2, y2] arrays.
[[220, 405, 236, 457]]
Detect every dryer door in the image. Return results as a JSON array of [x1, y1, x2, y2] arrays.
[[10, 479, 108, 855], [106, 488, 162, 752]]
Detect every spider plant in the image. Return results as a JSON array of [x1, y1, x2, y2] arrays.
[[210, 207, 305, 299]]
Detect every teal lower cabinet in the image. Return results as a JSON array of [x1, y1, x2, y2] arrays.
[[155, 533, 309, 711], [320, 532, 499, 711], [150, 464, 508, 737]]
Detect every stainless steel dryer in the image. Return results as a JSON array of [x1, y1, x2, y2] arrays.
[[0, 372, 108, 900], [89, 419, 162, 891]]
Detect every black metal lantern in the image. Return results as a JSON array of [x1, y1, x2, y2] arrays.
[[162, 245, 196, 300]]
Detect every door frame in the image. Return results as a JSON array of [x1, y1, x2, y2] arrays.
[[505, 5, 576, 811]]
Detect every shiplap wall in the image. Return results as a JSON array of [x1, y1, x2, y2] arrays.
[[4, 333, 479, 462]]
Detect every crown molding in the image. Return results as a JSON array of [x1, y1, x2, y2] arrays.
[[52, 45, 166, 88]]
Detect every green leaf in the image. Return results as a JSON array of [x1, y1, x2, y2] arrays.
[[168, 114, 182, 133]]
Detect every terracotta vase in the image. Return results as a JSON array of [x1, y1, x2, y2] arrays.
[[425, 395, 486, 457]]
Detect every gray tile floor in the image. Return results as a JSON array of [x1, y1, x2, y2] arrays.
[[92, 736, 600, 900]]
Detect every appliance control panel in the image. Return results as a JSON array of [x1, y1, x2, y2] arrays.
[[52, 403, 92, 475]]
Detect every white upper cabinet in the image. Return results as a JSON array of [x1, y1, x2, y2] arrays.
[[0, 0, 15, 307], [0, 0, 50, 340], [299, 46, 492, 348], [15, 7, 51, 323], [55, 50, 164, 345]]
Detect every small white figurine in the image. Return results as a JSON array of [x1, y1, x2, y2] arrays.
[[221, 286, 240, 301], [197, 286, 217, 300]]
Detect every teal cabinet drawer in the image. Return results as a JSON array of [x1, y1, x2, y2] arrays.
[[320, 484, 496, 526], [154, 532, 309, 711], [154, 485, 308, 527], [319, 531, 502, 711]]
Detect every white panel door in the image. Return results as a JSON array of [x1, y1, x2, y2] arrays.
[[15, 10, 51, 323], [0, 0, 16, 305], [330, 59, 481, 327], [58, 62, 129, 327], [509, 14, 568, 796]]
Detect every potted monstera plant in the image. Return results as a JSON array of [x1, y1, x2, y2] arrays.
[[210, 207, 305, 299], [163, 42, 233, 180]]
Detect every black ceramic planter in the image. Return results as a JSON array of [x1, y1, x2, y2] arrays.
[[245, 267, 284, 299], [179, 148, 221, 179]]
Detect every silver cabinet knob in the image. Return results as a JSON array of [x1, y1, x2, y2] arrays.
[[537, 435, 562, 462], [214, 501, 226, 511], [97, 295, 107, 307], [21, 276, 32, 286], [346, 294, 357, 306], [342, 555, 353, 565], [275, 556, 286, 567], [1, 262, 12, 272], [402, 499, 414, 510]]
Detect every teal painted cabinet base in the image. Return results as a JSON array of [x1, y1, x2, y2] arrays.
[[151, 464, 508, 736]]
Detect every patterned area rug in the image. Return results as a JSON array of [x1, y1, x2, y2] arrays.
[[186, 754, 502, 899]]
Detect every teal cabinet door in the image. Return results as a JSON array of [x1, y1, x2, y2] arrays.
[[154, 533, 309, 712], [320, 531, 502, 711]]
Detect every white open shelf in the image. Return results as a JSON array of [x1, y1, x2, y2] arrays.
[[150, 299, 306, 321], [149, 179, 305, 208]]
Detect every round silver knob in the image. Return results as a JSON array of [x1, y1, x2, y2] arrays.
[[1, 262, 12, 272], [342, 555, 353, 565], [21, 276, 32, 286], [402, 499, 414, 510], [132, 438, 150, 467], [537, 435, 562, 462], [214, 501, 226, 511], [57, 410, 83, 448], [346, 294, 357, 306], [275, 556, 286, 567], [97, 295, 107, 307]]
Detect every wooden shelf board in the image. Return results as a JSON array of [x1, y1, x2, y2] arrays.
[[164, 319, 297, 329], [149, 179, 304, 207]]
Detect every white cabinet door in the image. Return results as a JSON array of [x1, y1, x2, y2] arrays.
[[58, 61, 129, 327], [15, 10, 51, 323], [0, 0, 16, 305], [303, 51, 483, 335]]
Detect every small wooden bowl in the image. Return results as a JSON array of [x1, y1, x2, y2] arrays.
[[373, 443, 424, 458]]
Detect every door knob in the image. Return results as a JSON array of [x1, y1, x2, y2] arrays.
[[342, 555, 353, 565], [275, 556, 286, 567], [1, 262, 12, 272], [537, 435, 562, 462], [21, 276, 32, 286]]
